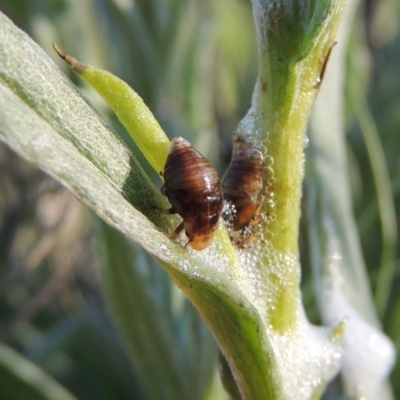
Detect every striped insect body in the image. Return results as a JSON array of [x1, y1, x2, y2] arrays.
[[160, 137, 223, 250], [223, 137, 264, 229], [222, 132, 265, 246]]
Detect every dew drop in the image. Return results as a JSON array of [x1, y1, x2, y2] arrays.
[[264, 154, 274, 168]]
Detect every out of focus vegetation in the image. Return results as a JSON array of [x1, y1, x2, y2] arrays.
[[0, 0, 399, 399]]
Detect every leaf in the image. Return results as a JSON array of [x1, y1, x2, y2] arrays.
[[52, 43, 170, 174], [0, 11, 273, 399], [0, 11, 173, 238], [0, 8, 348, 400], [307, 1, 396, 399], [0, 343, 77, 400], [94, 219, 218, 400]]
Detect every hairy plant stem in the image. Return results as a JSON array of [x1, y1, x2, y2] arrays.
[[248, 0, 346, 333]]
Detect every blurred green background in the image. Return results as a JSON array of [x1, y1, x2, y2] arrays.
[[0, 0, 399, 399]]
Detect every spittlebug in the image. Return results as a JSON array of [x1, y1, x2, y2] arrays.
[[159, 137, 223, 250], [222, 134, 264, 232]]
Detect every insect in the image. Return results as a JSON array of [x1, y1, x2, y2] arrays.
[[222, 134, 264, 232], [159, 137, 223, 250]]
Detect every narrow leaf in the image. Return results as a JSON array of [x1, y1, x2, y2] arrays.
[[307, 1, 396, 398], [0, 344, 77, 400], [53, 43, 170, 174], [95, 219, 217, 400], [0, 12, 274, 399]]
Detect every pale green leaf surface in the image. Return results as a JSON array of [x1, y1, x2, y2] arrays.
[[0, 11, 280, 400], [0, 8, 352, 400], [95, 219, 218, 400]]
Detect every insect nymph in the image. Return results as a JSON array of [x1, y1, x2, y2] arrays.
[[222, 133, 264, 232], [160, 137, 223, 250]]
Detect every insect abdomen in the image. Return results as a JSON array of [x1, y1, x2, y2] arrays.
[[222, 142, 264, 231], [162, 137, 223, 250]]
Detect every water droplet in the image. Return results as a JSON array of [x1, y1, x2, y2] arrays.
[[264, 154, 274, 167]]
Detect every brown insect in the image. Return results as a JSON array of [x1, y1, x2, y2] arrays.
[[222, 135, 264, 231], [159, 137, 223, 250]]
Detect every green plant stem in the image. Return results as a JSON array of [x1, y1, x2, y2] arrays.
[[250, 1, 345, 333]]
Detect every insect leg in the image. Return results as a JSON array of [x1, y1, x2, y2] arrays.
[[151, 202, 177, 215], [157, 207, 177, 215], [171, 221, 184, 239], [249, 195, 265, 226]]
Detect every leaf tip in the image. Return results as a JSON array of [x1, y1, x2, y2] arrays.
[[53, 43, 87, 74]]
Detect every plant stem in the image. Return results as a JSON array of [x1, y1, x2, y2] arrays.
[[248, 0, 346, 333]]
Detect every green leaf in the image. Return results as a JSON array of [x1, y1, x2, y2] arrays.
[[307, 1, 396, 399], [0, 343, 77, 400], [52, 43, 170, 174], [0, 11, 172, 233], [0, 7, 347, 399], [0, 10, 268, 399], [217, 351, 242, 400], [94, 219, 218, 400]]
